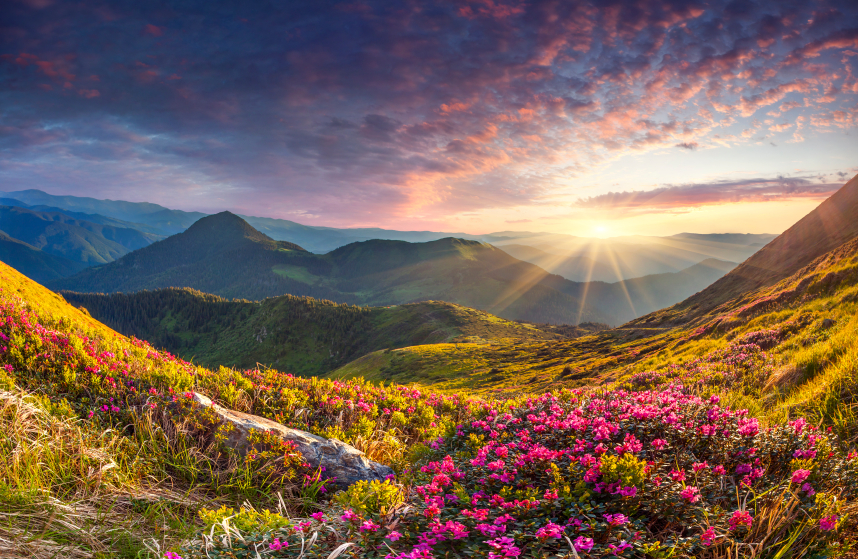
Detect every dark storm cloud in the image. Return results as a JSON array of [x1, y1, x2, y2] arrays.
[[0, 0, 857, 224]]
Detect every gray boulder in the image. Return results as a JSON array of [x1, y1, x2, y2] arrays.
[[191, 392, 394, 489]]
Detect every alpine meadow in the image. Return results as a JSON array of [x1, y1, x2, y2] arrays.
[[2, 1, 858, 558]]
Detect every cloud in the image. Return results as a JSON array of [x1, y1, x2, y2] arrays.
[[574, 176, 842, 211], [0, 0, 856, 226]]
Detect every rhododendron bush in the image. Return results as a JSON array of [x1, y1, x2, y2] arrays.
[[328, 390, 855, 558]]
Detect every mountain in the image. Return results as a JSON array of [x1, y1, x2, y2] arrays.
[[60, 289, 590, 375], [1, 189, 207, 235], [50, 212, 738, 325], [0, 231, 86, 283], [0, 197, 166, 236], [558, 258, 738, 324], [498, 244, 617, 282], [49, 217, 610, 324], [631, 172, 858, 326], [0, 205, 161, 266], [46, 212, 339, 301], [0, 190, 773, 274], [499, 233, 773, 282]]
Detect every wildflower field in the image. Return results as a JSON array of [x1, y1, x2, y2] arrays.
[[2, 243, 858, 559]]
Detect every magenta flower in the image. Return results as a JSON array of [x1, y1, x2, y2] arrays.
[[700, 526, 717, 546], [164, 553, 184, 559], [680, 486, 700, 503], [728, 510, 754, 530], [387, 530, 402, 541], [603, 513, 628, 526], [651, 438, 667, 450], [535, 522, 564, 540], [360, 520, 380, 532], [819, 515, 838, 531], [608, 540, 631, 555], [269, 538, 288, 551], [791, 469, 811, 484], [574, 536, 594, 553], [618, 486, 637, 497]]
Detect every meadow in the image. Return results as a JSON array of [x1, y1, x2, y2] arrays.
[[1, 236, 858, 558]]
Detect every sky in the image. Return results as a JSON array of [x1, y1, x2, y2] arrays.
[[1, 0, 857, 237]]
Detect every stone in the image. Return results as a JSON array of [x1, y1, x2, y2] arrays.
[[821, 318, 836, 329], [191, 392, 393, 489]]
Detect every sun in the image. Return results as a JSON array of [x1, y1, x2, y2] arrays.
[[594, 225, 609, 236]]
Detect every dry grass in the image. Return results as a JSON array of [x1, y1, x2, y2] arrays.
[[0, 389, 202, 558]]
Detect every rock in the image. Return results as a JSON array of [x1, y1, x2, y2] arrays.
[[191, 392, 393, 489], [821, 318, 836, 329]]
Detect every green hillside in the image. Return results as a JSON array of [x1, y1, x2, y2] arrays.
[[0, 231, 87, 283], [47, 212, 346, 301], [0, 205, 160, 264], [61, 289, 572, 375]]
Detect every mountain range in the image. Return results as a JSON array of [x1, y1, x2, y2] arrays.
[[1, 188, 764, 281], [47, 211, 736, 325], [0, 231, 86, 283], [328, 172, 858, 397]]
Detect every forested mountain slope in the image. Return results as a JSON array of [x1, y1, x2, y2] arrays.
[[61, 289, 592, 375], [47, 212, 341, 301]]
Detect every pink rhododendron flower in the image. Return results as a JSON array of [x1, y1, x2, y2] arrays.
[[535, 522, 564, 539], [700, 526, 717, 546], [574, 537, 594, 553], [791, 469, 811, 484], [269, 538, 288, 551], [680, 486, 700, 503], [819, 515, 838, 531], [728, 510, 754, 530]]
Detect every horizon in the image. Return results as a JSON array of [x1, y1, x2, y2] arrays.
[[0, 186, 790, 240], [3, 0, 857, 236]]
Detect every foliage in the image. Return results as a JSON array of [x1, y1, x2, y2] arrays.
[[334, 479, 404, 517], [61, 289, 559, 374]]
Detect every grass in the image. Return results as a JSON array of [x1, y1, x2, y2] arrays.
[[2, 237, 858, 556], [0, 389, 201, 558]]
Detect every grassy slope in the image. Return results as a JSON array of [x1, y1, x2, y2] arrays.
[[61, 288, 568, 375], [331, 236, 858, 444], [0, 259, 116, 336], [637, 172, 858, 326], [2, 247, 858, 556]]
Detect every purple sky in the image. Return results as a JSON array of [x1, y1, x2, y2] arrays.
[[2, 0, 857, 235]]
